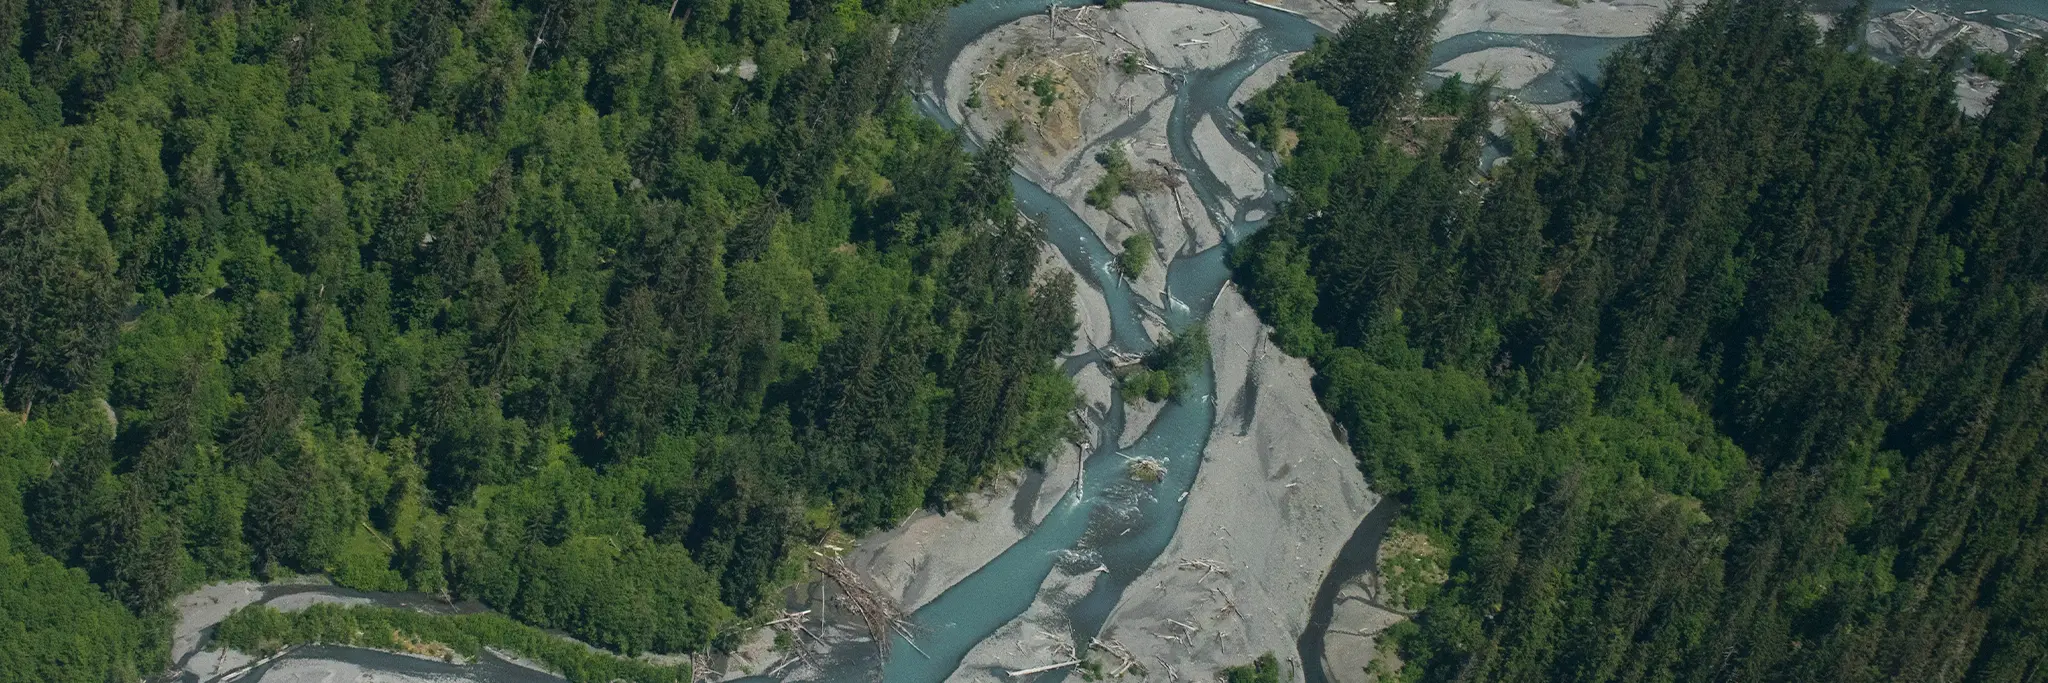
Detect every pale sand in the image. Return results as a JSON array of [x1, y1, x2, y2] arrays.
[[1956, 73, 2000, 118], [1121, 396, 1165, 449], [1232, 52, 1302, 110], [945, 3, 1263, 183], [1194, 114, 1268, 202], [251, 658, 462, 683], [1318, 579, 1410, 683], [1054, 99, 1176, 309], [713, 628, 782, 681], [262, 591, 374, 613], [1866, 10, 2015, 60], [1521, 99, 1583, 133], [1040, 243, 1114, 357], [1094, 285, 1379, 681], [947, 3, 1252, 307], [180, 649, 257, 682], [1268, 0, 1386, 33], [172, 581, 265, 665], [1437, 0, 1674, 40], [1430, 46, 1556, 90], [1078, 362, 1116, 424]]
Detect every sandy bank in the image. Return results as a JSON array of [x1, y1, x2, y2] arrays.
[[173, 581, 265, 667], [1865, 10, 2017, 60], [1232, 52, 1301, 110], [1194, 114, 1267, 202], [1430, 46, 1555, 90], [1437, 0, 1673, 40], [1268, 0, 1383, 33], [1319, 579, 1410, 683], [848, 436, 1086, 612], [251, 657, 461, 683], [1093, 285, 1378, 681], [1041, 243, 1115, 357], [946, 3, 1262, 183], [1121, 396, 1165, 448], [172, 581, 490, 683], [1051, 99, 1170, 308], [948, 4, 1253, 303], [948, 569, 1100, 681]]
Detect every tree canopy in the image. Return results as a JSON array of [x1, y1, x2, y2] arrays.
[[0, 0, 1075, 676], [1237, 1, 2048, 681]]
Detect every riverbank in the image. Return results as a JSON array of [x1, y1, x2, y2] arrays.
[[1092, 285, 1377, 681], [167, 580, 505, 683], [847, 438, 1088, 614], [945, 2, 1256, 308], [1438, 0, 1675, 39], [1430, 46, 1556, 90], [841, 242, 1112, 618]]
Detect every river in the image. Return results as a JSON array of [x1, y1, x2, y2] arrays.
[[212, 0, 2042, 680]]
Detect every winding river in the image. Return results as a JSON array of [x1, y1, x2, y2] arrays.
[[213, 0, 2044, 681], [859, 3, 1324, 682]]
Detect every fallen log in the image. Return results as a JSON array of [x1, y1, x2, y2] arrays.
[[1007, 660, 1082, 676], [1245, 0, 1307, 17]]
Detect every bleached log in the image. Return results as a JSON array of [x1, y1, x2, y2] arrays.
[[1245, 0, 1307, 17], [1007, 660, 1082, 676]]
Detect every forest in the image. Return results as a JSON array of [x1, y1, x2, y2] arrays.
[[0, 0, 1077, 677], [1235, 0, 2048, 681]]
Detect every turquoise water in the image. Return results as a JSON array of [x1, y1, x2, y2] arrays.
[[870, 0, 2048, 678], [238, 0, 2047, 680], [832, 3, 1331, 682]]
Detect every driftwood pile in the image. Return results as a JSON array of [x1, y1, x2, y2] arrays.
[[812, 555, 929, 674]]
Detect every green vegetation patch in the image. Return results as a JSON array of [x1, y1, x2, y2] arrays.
[[0, 0, 1079, 671], [1232, 0, 2048, 681], [214, 603, 688, 682], [1221, 652, 1283, 683], [1118, 233, 1154, 279], [1088, 143, 1136, 210], [1118, 324, 1207, 402]]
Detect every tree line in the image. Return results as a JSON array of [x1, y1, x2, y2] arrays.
[[0, 0, 1077, 678], [1235, 0, 2048, 681]]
